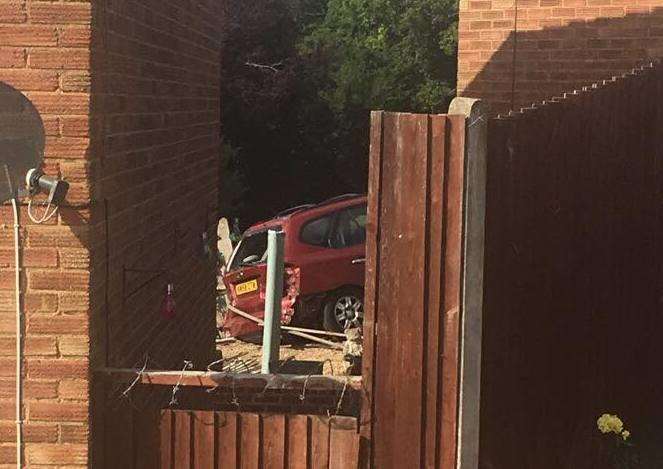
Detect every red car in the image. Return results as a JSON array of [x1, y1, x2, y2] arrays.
[[222, 194, 367, 339]]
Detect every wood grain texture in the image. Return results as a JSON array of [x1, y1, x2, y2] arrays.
[[328, 417, 360, 469], [262, 414, 286, 469], [286, 415, 309, 469], [239, 413, 260, 469], [193, 411, 215, 468], [173, 411, 192, 469], [360, 110, 384, 469], [309, 415, 330, 469], [363, 111, 467, 469], [217, 412, 238, 469]]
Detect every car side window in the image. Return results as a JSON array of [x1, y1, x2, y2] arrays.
[[331, 204, 367, 248], [300, 214, 334, 247]]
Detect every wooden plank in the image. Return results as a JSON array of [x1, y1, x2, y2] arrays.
[[193, 411, 215, 468], [328, 417, 360, 469], [160, 410, 173, 469], [309, 415, 330, 469], [372, 112, 429, 468], [360, 110, 384, 468], [173, 411, 192, 469], [286, 415, 309, 469], [423, 115, 448, 469], [217, 412, 238, 469], [261, 414, 286, 469], [239, 413, 260, 469], [439, 115, 466, 469]]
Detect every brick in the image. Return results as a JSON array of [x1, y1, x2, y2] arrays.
[[58, 335, 88, 356], [58, 379, 87, 400], [0, 2, 26, 23], [57, 292, 89, 311], [44, 137, 90, 159], [26, 226, 89, 250], [27, 93, 89, 115], [24, 380, 59, 399], [29, 271, 89, 291], [0, 47, 25, 67], [0, 444, 16, 464], [42, 116, 60, 136], [29, 2, 91, 24], [26, 358, 88, 379], [0, 68, 51, 91], [25, 336, 58, 356], [60, 116, 89, 137], [0, 248, 58, 268], [59, 161, 91, 183], [0, 358, 16, 377], [61, 71, 90, 92], [29, 401, 87, 422], [60, 423, 88, 443], [0, 25, 56, 46], [29, 47, 89, 70], [25, 443, 87, 465], [58, 248, 89, 269], [58, 25, 91, 47], [0, 423, 58, 443], [24, 293, 58, 313], [28, 315, 88, 335]]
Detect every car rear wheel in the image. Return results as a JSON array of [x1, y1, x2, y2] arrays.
[[323, 287, 364, 332]]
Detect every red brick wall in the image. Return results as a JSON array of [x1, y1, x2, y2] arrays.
[[0, 0, 222, 467], [91, 0, 221, 464], [458, 0, 663, 114], [0, 1, 94, 466], [93, 0, 221, 371]]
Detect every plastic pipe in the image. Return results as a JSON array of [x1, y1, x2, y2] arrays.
[[261, 230, 285, 374], [11, 198, 22, 469]]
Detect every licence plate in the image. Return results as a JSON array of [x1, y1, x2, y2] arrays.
[[235, 279, 258, 296]]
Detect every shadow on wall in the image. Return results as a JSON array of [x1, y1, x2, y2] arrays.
[[462, 9, 663, 116]]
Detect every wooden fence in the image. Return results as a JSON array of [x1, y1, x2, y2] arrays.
[[104, 407, 359, 468], [361, 108, 484, 469], [481, 61, 663, 468]]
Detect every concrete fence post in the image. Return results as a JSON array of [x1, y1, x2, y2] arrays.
[[448, 97, 488, 469], [261, 229, 285, 373]]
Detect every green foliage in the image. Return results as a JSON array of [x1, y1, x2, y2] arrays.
[[219, 0, 458, 226], [300, 0, 458, 114]]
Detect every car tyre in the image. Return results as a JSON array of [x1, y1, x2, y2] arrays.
[[323, 287, 364, 332]]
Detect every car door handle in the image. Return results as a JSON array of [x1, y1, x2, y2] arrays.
[[352, 258, 366, 265]]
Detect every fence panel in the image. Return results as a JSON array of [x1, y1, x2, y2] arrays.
[[361, 111, 469, 469], [481, 62, 663, 468], [145, 411, 360, 469]]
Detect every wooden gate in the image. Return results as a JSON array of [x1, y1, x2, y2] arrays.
[[104, 407, 360, 468], [361, 104, 486, 469]]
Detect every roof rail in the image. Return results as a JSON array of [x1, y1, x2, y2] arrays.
[[318, 193, 363, 205], [276, 204, 316, 218]]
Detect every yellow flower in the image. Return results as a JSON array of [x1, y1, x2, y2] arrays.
[[597, 414, 624, 435], [621, 430, 630, 440]]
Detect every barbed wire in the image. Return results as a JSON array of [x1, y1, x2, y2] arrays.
[[169, 360, 193, 407]]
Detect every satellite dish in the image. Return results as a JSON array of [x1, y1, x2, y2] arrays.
[[0, 83, 45, 204]]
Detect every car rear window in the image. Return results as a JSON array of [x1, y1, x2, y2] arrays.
[[229, 228, 280, 270]]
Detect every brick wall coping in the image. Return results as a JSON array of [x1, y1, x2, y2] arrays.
[[98, 368, 363, 392]]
